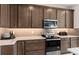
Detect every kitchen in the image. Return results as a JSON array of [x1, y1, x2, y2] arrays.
[[0, 4, 79, 55]]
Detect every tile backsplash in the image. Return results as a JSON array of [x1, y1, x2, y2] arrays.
[[9, 28, 44, 37], [0, 28, 78, 38], [9, 28, 77, 37]]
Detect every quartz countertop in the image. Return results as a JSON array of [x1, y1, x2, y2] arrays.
[[0, 35, 79, 46], [68, 47, 79, 55], [0, 36, 45, 46], [58, 35, 79, 38]]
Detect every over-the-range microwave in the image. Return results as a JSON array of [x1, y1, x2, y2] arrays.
[[43, 19, 58, 29]]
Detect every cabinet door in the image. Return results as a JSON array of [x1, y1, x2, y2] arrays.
[[0, 5, 1, 26], [24, 40, 45, 55], [25, 50, 45, 55], [61, 38, 70, 54], [25, 40, 45, 51], [32, 6, 43, 28], [1, 45, 14, 55], [57, 9, 66, 28], [66, 10, 73, 28], [77, 37, 79, 47], [71, 38, 77, 48], [10, 4, 18, 28], [18, 5, 31, 28], [16, 41, 25, 55], [44, 7, 56, 19], [1, 4, 10, 28]]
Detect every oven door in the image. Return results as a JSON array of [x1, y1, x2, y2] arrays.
[[46, 40, 61, 55]]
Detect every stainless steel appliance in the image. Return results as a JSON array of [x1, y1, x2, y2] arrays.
[[42, 31, 61, 55], [44, 19, 58, 29], [45, 38, 61, 55]]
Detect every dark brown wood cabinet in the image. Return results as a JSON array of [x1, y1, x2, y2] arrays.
[[65, 10, 73, 28], [57, 9, 66, 28], [61, 38, 70, 54], [0, 5, 1, 26], [16, 40, 45, 55], [77, 38, 79, 47], [16, 41, 25, 55], [44, 7, 56, 19], [25, 50, 45, 55], [31, 6, 43, 28], [10, 5, 18, 28], [0, 4, 74, 28], [71, 38, 77, 48], [0, 45, 14, 55], [1, 4, 10, 28], [57, 9, 74, 28], [18, 5, 44, 28], [24, 40, 45, 55], [18, 5, 31, 28]]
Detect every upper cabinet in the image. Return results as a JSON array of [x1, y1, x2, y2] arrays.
[[44, 7, 56, 19], [18, 5, 31, 28], [65, 10, 73, 28], [57, 9, 66, 28], [10, 5, 18, 28], [31, 6, 43, 28], [1, 4, 10, 28], [0, 4, 74, 28], [57, 9, 73, 28], [0, 5, 1, 26], [18, 5, 43, 28]]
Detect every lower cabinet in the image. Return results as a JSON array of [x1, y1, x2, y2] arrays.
[[77, 37, 79, 47], [16, 40, 45, 55], [0, 45, 14, 55], [61, 38, 78, 54], [71, 38, 77, 48], [25, 50, 45, 55], [61, 38, 70, 54], [16, 41, 25, 55]]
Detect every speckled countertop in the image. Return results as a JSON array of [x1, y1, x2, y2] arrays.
[[0, 35, 79, 46], [0, 36, 45, 46]]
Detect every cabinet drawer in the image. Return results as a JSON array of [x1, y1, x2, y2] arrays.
[[25, 50, 45, 55], [1, 45, 14, 55], [25, 40, 45, 51], [25, 40, 45, 44]]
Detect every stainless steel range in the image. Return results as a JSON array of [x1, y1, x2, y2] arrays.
[[45, 38, 61, 55], [42, 31, 61, 55]]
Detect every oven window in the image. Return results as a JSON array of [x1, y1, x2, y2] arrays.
[[46, 40, 60, 52]]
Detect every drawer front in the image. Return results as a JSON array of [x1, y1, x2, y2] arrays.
[[25, 40, 45, 44], [25, 50, 45, 55], [25, 40, 45, 51], [1, 45, 14, 55]]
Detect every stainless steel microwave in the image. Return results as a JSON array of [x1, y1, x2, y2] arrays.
[[44, 19, 58, 29]]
